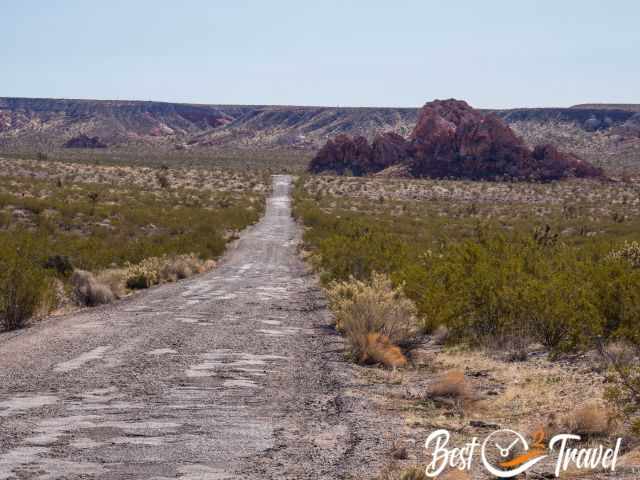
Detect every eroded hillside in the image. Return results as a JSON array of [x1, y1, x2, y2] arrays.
[[1, 97, 639, 172]]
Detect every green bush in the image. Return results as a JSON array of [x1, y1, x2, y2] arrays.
[[295, 187, 640, 355], [412, 236, 604, 351], [0, 171, 265, 326], [0, 239, 54, 331]]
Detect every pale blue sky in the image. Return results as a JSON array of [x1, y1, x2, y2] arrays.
[[2, 1, 638, 108]]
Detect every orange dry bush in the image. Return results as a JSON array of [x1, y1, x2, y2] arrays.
[[427, 370, 472, 399], [361, 333, 408, 368]]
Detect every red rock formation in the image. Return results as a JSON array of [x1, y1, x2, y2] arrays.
[[530, 144, 603, 180], [308, 134, 372, 175], [310, 99, 604, 181], [371, 132, 410, 169], [411, 100, 530, 179], [309, 132, 411, 175]]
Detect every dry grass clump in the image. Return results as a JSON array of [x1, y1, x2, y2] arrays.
[[95, 268, 128, 299], [427, 370, 472, 400], [125, 257, 164, 289], [563, 402, 611, 437], [67, 255, 217, 308], [126, 254, 215, 289], [160, 255, 214, 282], [71, 269, 114, 306], [327, 273, 418, 368], [608, 240, 640, 268], [399, 468, 428, 480]]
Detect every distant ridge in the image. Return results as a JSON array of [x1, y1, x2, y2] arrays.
[[571, 103, 640, 112], [1, 96, 639, 172]]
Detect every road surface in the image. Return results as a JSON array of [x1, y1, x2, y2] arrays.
[[0, 175, 386, 480]]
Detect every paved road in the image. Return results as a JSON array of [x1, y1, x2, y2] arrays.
[[0, 176, 383, 480]]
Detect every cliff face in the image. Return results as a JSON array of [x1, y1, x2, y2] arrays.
[[309, 99, 604, 181], [0, 97, 638, 171]]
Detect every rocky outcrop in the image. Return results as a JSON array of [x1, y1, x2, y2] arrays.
[[63, 134, 107, 149], [371, 132, 410, 169], [308, 132, 410, 175], [310, 99, 604, 181], [308, 134, 371, 175]]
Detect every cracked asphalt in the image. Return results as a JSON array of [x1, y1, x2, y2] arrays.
[[0, 175, 389, 480]]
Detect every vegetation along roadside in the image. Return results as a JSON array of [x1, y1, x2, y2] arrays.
[[0, 158, 268, 331], [293, 173, 640, 477]]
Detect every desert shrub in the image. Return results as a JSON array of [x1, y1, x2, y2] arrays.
[[159, 254, 210, 282], [413, 235, 602, 352], [125, 254, 213, 290], [296, 201, 409, 281], [316, 227, 408, 281], [590, 261, 640, 339], [0, 240, 55, 330], [71, 269, 114, 306], [156, 172, 171, 189], [125, 257, 163, 289], [399, 468, 428, 480], [0, 172, 261, 275], [96, 268, 128, 299], [295, 181, 640, 355], [600, 341, 640, 436], [43, 255, 74, 276], [607, 241, 640, 268], [563, 402, 611, 437], [327, 273, 418, 366]]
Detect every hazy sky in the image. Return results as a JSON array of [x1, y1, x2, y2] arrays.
[[2, 1, 638, 108]]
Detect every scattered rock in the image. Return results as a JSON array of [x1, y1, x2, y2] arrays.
[[63, 134, 107, 149], [391, 446, 408, 460], [469, 420, 500, 429]]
